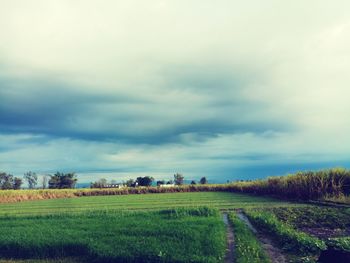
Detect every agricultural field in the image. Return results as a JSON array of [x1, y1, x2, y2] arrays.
[[0, 208, 226, 262], [0, 191, 349, 262], [244, 207, 350, 262], [0, 192, 297, 217]]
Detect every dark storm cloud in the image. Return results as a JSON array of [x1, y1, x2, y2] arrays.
[[0, 70, 290, 146]]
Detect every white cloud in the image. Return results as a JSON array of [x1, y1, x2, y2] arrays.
[[1, 0, 350, 181]]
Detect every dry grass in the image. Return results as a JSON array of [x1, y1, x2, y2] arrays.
[[0, 185, 231, 203]]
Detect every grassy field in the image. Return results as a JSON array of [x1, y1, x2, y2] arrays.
[[1, 191, 349, 262], [229, 213, 270, 263], [0, 208, 226, 262], [0, 192, 298, 262], [0, 192, 298, 217]]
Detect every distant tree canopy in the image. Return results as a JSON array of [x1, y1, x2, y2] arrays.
[[199, 177, 208, 185], [41, 175, 49, 189], [24, 171, 38, 189], [91, 178, 108, 188], [0, 172, 23, 190], [174, 173, 184, 185], [48, 172, 77, 189], [136, 176, 154, 187], [156, 180, 165, 186], [13, 177, 22, 190], [125, 179, 135, 187], [191, 180, 196, 185]]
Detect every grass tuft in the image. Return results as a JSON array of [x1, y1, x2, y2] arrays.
[[229, 213, 270, 263]]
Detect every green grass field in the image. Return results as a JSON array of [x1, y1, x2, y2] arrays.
[[0, 192, 298, 217], [0, 208, 226, 263], [0, 192, 311, 262]]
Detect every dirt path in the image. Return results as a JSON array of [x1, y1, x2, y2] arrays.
[[222, 213, 235, 263], [237, 212, 286, 263]]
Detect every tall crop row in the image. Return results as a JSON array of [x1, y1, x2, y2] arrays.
[[228, 168, 350, 200]]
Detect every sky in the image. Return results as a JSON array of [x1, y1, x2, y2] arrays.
[[1, 0, 350, 183]]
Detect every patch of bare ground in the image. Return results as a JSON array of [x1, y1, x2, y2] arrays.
[[300, 227, 350, 239], [237, 212, 287, 263], [222, 213, 235, 263]]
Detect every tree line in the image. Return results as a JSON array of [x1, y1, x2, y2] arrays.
[[91, 173, 208, 188], [0, 171, 77, 190], [1, 171, 208, 190]]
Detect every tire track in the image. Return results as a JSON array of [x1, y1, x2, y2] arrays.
[[222, 213, 235, 263]]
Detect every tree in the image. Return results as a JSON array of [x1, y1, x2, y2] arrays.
[[191, 180, 196, 185], [42, 175, 48, 189], [199, 177, 208, 184], [125, 179, 135, 187], [13, 177, 23, 190], [110, 179, 117, 185], [166, 180, 173, 185], [91, 178, 108, 188], [174, 173, 184, 185], [48, 172, 77, 189], [24, 171, 38, 189], [0, 172, 14, 190], [0, 172, 5, 185], [136, 176, 154, 187], [0, 172, 22, 190], [157, 180, 165, 186]]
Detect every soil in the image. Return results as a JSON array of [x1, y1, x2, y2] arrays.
[[237, 212, 287, 263], [258, 235, 287, 263], [222, 213, 235, 263], [300, 227, 350, 239]]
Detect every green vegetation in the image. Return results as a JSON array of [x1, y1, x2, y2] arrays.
[[326, 237, 350, 252], [0, 180, 349, 262], [23, 172, 38, 189], [229, 213, 270, 263], [0, 192, 295, 262], [245, 210, 326, 255], [48, 172, 77, 189], [199, 177, 208, 184], [0, 192, 296, 217], [231, 168, 350, 201], [135, 176, 154, 187], [0, 172, 23, 190], [1, 168, 349, 205], [324, 195, 350, 205], [0, 184, 253, 204], [268, 207, 350, 230], [173, 173, 184, 185], [0, 208, 226, 263], [0, 259, 84, 263]]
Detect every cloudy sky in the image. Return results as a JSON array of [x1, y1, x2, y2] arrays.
[[1, 0, 350, 183]]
